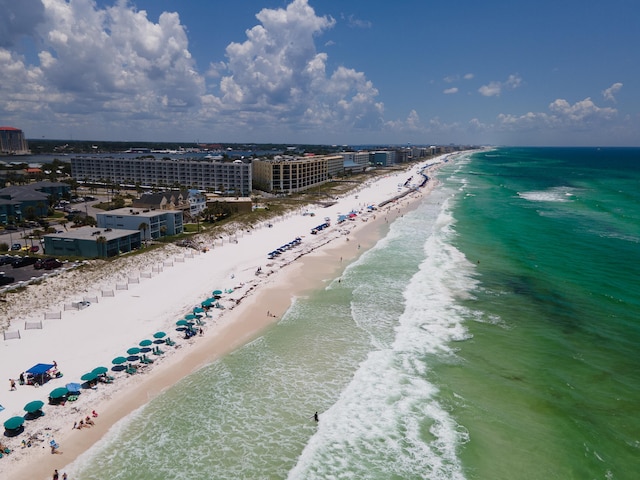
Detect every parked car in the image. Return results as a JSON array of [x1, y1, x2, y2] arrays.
[[0, 274, 15, 285], [0, 255, 16, 266], [12, 256, 38, 268], [35, 258, 62, 270], [29, 246, 40, 253], [11, 243, 22, 251], [44, 258, 62, 270], [4, 224, 18, 230]]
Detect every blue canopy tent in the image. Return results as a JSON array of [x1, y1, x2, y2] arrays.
[[25, 363, 55, 386]]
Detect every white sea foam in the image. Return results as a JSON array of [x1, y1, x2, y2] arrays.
[[518, 186, 574, 203], [289, 190, 473, 479]]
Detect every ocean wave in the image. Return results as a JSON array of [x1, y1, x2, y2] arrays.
[[517, 187, 574, 203]]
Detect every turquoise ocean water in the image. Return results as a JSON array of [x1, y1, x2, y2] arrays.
[[67, 148, 640, 479]]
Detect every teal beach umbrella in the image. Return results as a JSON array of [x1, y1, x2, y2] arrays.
[[24, 400, 45, 413], [4, 416, 24, 430], [81, 372, 98, 382], [49, 387, 68, 399]]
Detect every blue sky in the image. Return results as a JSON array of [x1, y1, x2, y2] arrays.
[[0, 0, 638, 146]]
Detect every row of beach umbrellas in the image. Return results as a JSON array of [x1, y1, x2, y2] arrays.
[[4, 332, 173, 435], [111, 331, 167, 366], [3, 399, 46, 433], [5, 292, 230, 436]]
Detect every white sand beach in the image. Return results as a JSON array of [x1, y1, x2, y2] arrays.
[[0, 156, 449, 479]]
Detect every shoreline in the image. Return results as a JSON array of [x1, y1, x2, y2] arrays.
[[1, 158, 447, 480]]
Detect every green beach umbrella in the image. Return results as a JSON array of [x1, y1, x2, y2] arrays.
[[153, 331, 166, 339], [193, 307, 205, 313], [49, 387, 68, 399], [127, 347, 141, 355], [112, 356, 127, 365], [92, 366, 108, 375], [201, 298, 214, 307], [176, 319, 189, 326], [81, 372, 98, 382], [139, 339, 153, 347], [24, 400, 45, 413], [4, 416, 24, 430], [184, 313, 198, 320], [212, 290, 223, 296]]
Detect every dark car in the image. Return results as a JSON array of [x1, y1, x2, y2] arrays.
[[0, 274, 15, 285], [0, 255, 16, 266], [44, 258, 62, 270], [35, 258, 62, 270], [12, 256, 38, 268], [11, 243, 22, 251]]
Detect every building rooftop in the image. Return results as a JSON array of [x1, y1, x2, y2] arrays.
[[100, 207, 183, 219], [45, 225, 140, 241]]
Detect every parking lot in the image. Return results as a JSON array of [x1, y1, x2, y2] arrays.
[[0, 254, 65, 288]]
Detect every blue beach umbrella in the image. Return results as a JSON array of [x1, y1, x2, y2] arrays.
[[66, 383, 82, 394]]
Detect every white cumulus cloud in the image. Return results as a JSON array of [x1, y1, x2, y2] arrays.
[[602, 82, 623, 102], [479, 74, 522, 97], [207, 0, 384, 138], [498, 96, 617, 130], [0, 0, 385, 142]]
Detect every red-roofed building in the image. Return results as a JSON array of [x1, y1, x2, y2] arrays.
[[0, 126, 30, 155]]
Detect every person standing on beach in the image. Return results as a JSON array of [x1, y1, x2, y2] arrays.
[[53, 469, 59, 480], [9, 378, 16, 390], [314, 412, 319, 422]]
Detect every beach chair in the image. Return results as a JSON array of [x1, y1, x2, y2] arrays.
[[126, 365, 137, 375], [165, 338, 175, 346], [153, 346, 164, 355]]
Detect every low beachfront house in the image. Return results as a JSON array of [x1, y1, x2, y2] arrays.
[[43, 226, 142, 258]]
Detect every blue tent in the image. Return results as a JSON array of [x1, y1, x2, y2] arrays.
[[26, 363, 55, 375], [25, 363, 55, 386]]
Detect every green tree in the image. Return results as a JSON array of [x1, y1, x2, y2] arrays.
[[96, 236, 107, 258], [138, 222, 149, 245]]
